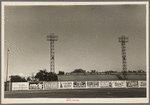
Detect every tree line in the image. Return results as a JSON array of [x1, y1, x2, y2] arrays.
[[10, 69, 146, 82], [10, 69, 57, 82]]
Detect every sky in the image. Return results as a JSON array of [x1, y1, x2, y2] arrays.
[[3, 3, 147, 79]]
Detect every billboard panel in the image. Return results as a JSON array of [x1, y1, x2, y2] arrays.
[[86, 81, 99, 88], [73, 81, 86, 89], [100, 81, 114, 88], [29, 81, 43, 90], [12, 82, 29, 90], [126, 81, 138, 88], [44, 82, 58, 90], [51, 82, 58, 89], [138, 81, 146, 88], [59, 81, 73, 89], [113, 81, 126, 88]]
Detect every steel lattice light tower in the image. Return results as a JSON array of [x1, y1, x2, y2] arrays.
[[47, 33, 58, 73], [118, 35, 129, 80]]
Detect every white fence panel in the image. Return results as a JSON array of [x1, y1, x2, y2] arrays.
[[12, 82, 29, 90]]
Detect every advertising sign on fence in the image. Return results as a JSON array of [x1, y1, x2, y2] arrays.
[[87, 81, 99, 88], [100, 81, 114, 88], [73, 81, 86, 88], [44, 82, 58, 90], [113, 81, 126, 88], [29, 82, 43, 90], [59, 81, 73, 89], [12, 82, 29, 90], [51, 82, 58, 89], [138, 81, 146, 88], [126, 81, 138, 88], [43, 82, 51, 90]]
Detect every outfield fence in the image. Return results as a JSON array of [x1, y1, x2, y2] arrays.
[[9, 80, 146, 91]]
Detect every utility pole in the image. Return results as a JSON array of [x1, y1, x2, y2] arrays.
[[5, 48, 9, 91], [118, 35, 129, 80], [6, 48, 9, 82], [47, 33, 58, 73], [31, 72, 35, 81]]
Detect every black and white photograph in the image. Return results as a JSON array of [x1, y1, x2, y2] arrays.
[[1, 1, 149, 104]]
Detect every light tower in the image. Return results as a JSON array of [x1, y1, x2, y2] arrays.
[[47, 33, 58, 73], [118, 35, 129, 80]]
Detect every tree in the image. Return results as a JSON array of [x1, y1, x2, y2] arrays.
[[91, 70, 97, 73], [137, 69, 145, 73], [71, 69, 86, 73], [49, 72, 58, 81], [58, 71, 65, 75], [108, 70, 115, 73], [104, 71, 109, 74], [35, 69, 49, 81], [128, 70, 132, 73], [11, 75, 27, 82], [133, 71, 137, 73], [35, 69, 58, 81], [26, 76, 31, 81]]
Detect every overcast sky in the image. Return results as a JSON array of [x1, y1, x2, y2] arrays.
[[4, 4, 147, 79]]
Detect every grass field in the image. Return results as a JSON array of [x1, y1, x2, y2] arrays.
[[4, 88, 146, 98]]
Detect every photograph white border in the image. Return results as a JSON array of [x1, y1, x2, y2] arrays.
[[1, 1, 149, 104]]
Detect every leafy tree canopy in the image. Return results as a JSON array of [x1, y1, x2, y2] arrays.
[[72, 69, 86, 73], [35, 69, 58, 81], [58, 71, 65, 75], [26, 77, 31, 81], [11, 75, 27, 82]]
